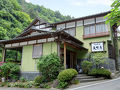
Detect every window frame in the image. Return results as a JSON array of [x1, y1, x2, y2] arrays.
[[32, 44, 43, 59], [65, 27, 76, 36], [83, 21, 109, 39]]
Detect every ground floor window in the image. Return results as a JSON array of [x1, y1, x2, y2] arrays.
[[5, 48, 22, 64], [32, 44, 42, 59]]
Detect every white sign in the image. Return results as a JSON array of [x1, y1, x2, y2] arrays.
[[91, 42, 104, 52]]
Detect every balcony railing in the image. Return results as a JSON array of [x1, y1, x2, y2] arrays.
[[83, 31, 110, 39]]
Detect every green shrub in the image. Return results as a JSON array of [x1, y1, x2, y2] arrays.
[[88, 68, 97, 76], [8, 81, 34, 88], [9, 82, 25, 88], [17, 83, 25, 88], [57, 81, 68, 89], [0, 62, 20, 80], [20, 77, 26, 82], [34, 76, 44, 85], [92, 52, 106, 69], [7, 83, 11, 87], [81, 60, 92, 74], [37, 53, 61, 82], [43, 84, 51, 89], [58, 69, 78, 82], [71, 79, 80, 84], [24, 82, 33, 88], [88, 68, 111, 78], [0, 82, 8, 87]]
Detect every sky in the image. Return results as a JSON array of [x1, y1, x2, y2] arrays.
[[25, 0, 113, 18]]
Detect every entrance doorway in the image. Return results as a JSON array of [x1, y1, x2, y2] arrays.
[[60, 48, 77, 69], [66, 50, 76, 69]]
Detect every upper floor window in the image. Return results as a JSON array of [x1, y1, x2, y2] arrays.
[[96, 23, 107, 33], [57, 24, 65, 30], [83, 16, 109, 38], [65, 28, 75, 36], [84, 25, 95, 35]]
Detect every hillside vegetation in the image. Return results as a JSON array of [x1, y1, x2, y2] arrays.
[[0, 0, 72, 40], [17, 0, 73, 23]]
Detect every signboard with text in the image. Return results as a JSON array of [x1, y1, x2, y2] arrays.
[[91, 42, 104, 52]]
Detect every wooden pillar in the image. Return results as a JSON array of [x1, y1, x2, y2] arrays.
[[15, 48, 18, 61], [2, 47, 6, 62], [64, 43, 66, 69], [57, 42, 60, 57]]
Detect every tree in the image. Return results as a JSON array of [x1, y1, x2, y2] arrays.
[[0, 27, 7, 40], [105, 0, 120, 70], [105, 0, 120, 26]]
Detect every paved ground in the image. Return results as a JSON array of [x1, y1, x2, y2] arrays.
[[67, 77, 120, 90]]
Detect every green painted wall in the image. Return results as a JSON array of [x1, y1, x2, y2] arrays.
[[21, 42, 58, 72], [43, 42, 57, 55], [118, 40, 120, 50], [117, 40, 120, 57], [21, 45, 38, 72], [75, 23, 111, 58]]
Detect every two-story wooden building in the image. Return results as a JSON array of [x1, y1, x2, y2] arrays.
[[0, 11, 119, 79]]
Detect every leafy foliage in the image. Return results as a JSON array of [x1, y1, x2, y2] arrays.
[[17, 0, 73, 23], [88, 68, 111, 79], [0, 62, 20, 80], [0, 27, 7, 40], [57, 81, 68, 89], [57, 69, 78, 88], [0, 0, 31, 39], [92, 52, 107, 69], [5, 49, 22, 62], [58, 69, 78, 82], [0, 0, 72, 40], [8, 81, 34, 88], [34, 76, 44, 86], [20, 77, 26, 82], [105, 0, 120, 26], [81, 60, 93, 74], [37, 53, 61, 82]]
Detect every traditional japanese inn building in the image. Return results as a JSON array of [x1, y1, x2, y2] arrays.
[[0, 11, 120, 79]]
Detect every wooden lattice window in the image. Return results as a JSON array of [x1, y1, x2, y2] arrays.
[[32, 44, 42, 58], [65, 28, 76, 36]]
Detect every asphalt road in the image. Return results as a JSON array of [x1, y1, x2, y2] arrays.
[[68, 77, 120, 90]]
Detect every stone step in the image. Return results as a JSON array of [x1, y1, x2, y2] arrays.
[[77, 77, 105, 83], [76, 75, 95, 79], [76, 74, 88, 77], [75, 74, 105, 83]]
